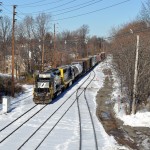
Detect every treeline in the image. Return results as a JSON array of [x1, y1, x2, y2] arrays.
[[0, 13, 103, 75], [108, 0, 150, 114]]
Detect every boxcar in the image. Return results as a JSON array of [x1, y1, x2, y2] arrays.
[[75, 57, 91, 73]]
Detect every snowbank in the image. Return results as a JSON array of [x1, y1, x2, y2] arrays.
[[109, 56, 150, 128]]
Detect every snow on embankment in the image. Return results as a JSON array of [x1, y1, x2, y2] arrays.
[[109, 56, 150, 128]]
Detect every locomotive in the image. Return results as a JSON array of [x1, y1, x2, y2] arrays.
[[33, 52, 106, 104]]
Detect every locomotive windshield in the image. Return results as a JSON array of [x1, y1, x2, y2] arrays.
[[36, 78, 52, 82], [34, 88, 50, 93]]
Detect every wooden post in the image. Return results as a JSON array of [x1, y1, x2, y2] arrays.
[[11, 5, 17, 97], [132, 35, 139, 114], [41, 36, 45, 72]]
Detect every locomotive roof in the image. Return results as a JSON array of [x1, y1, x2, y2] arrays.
[[44, 68, 59, 73], [58, 65, 71, 69], [76, 57, 90, 61]]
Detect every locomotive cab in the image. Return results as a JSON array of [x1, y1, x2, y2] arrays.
[[33, 73, 55, 104], [58, 65, 74, 88]]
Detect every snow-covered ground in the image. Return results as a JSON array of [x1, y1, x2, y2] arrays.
[[110, 62, 150, 128], [0, 60, 128, 150], [0, 57, 149, 150], [110, 60, 150, 150]]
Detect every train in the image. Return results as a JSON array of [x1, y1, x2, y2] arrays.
[[33, 52, 106, 104]]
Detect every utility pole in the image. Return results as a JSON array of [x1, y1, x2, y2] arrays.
[[0, 2, 2, 10], [0, 2, 2, 18], [41, 36, 45, 72], [0, 2, 3, 72], [102, 39, 105, 52], [99, 38, 102, 53], [11, 5, 17, 97], [54, 23, 56, 50], [85, 39, 88, 57], [132, 35, 139, 114]]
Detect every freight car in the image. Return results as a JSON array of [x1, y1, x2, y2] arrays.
[[33, 52, 106, 104], [72, 57, 91, 73]]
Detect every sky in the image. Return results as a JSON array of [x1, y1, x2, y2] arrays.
[[0, 0, 145, 37]]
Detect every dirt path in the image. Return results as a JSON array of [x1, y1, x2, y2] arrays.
[[96, 68, 150, 150]]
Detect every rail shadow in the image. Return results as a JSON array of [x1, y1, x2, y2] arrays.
[[50, 70, 91, 104]]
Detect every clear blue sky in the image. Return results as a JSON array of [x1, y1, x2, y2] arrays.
[[1, 0, 144, 37]]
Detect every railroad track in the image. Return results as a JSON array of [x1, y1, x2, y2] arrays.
[[0, 71, 93, 149], [0, 104, 47, 143], [76, 70, 98, 150], [83, 71, 98, 150], [32, 71, 95, 150], [17, 71, 93, 150]]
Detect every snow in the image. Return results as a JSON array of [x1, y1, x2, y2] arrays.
[[108, 56, 150, 128], [0, 73, 11, 77], [0, 56, 149, 149], [114, 101, 150, 127]]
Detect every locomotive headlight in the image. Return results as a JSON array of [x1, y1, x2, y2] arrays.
[[34, 92, 38, 96], [46, 93, 50, 96]]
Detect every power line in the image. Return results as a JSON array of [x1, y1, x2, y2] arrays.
[[18, 0, 65, 8], [19, 0, 48, 6], [18, 0, 78, 15], [17, 0, 131, 20], [52, 0, 132, 21], [53, 0, 104, 17], [17, 0, 98, 15], [5, 0, 50, 6], [2, 0, 133, 26], [1, 5, 24, 20], [1, 5, 12, 14], [49, 0, 99, 13], [1, 0, 136, 38], [104, 26, 150, 40], [18, 0, 104, 17]]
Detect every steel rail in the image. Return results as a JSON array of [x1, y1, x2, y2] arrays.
[[17, 72, 92, 149], [34, 71, 94, 150], [83, 70, 99, 150], [0, 105, 47, 143], [0, 104, 37, 132]]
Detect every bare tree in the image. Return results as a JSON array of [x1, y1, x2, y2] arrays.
[[77, 25, 89, 57], [16, 22, 26, 77], [139, 0, 150, 25], [0, 16, 11, 72], [110, 21, 150, 114], [23, 16, 36, 73], [35, 13, 51, 71]]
